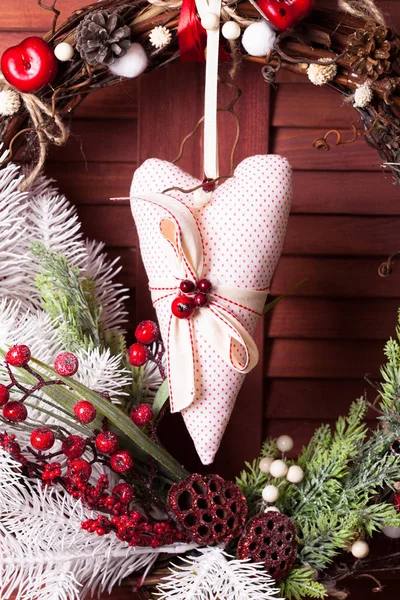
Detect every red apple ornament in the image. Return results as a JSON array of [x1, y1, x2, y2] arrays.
[[257, 0, 314, 31], [1, 36, 58, 93]]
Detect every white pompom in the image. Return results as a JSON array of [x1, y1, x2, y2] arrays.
[[269, 459, 288, 478], [0, 89, 21, 116], [259, 456, 274, 473], [264, 506, 280, 513], [54, 42, 74, 62], [353, 82, 373, 108], [201, 12, 220, 31], [351, 540, 370, 558], [287, 465, 304, 483], [242, 20, 276, 57], [262, 484, 279, 503], [222, 21, 241, 40], [109, 44, 149, 79], [276, 435, 294, 452], [382, 526, 400, 539]]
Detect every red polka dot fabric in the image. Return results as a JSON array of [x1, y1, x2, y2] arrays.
[[130, 155, 292, 465]]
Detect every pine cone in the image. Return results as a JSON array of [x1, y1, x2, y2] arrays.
[[345, 22, 400, 82], [75, 10, 131, 66]]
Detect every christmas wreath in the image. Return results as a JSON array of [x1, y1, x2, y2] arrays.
[[1, 1, 400, 600]]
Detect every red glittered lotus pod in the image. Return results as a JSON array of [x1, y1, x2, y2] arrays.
[[168, 473, 247, 545], [237, 512, 297, 581]]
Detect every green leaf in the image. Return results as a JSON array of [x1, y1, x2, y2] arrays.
[[281, 567, 327, 600], [152, 379, 169, 419], [263, 279, 307, 314]]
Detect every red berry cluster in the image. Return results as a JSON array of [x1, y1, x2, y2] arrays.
[[171, 279, 212, 319], [127, 320, 162, 370]]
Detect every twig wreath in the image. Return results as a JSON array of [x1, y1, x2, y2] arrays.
[[1, 1, 400, 600]]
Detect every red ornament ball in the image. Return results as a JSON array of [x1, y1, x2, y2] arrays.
[[197, 279, 212, 293], [95, 431, 119, 455], [0, 384, 9, 407], [110, 450, 133, 473], [194, 293, 208, 307], [168, 473, 247, 545], [68, 457, 92, 484], [1, 36, 58, 93], [237, 512, 297, 581], [6, 345, 31, 367], [128, 343, 149, 367], [54, 352, 79, 377], [135, 320, 159, 345], [73, 400, 96, 424], [113, 482, 135, 504], [171, 295, 195, 319], [30, 427, 55, 451], [180, 280, 196, 294], [130, 403, 153, 427], [3, 401, 27, 422], [62, 435, 86, 458]]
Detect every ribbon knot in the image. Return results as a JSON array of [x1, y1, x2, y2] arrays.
[[137, 191, 268, 413]]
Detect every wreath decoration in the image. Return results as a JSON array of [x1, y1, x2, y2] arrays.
[[1, 1, 400, 600]]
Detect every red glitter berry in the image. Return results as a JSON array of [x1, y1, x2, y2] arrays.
[[135, 320, 159, 345], [197, 279, 212, 293], [30, 427, 55, 451], [74, 400, 96, 424], [171, 295, 195, 319], [168, 473, 247, 545], [68, 457, 92, 484], [54, 352, 79, 377], [110, 450, 133, 473], [194, 293, 207, 307], [128, 343, 149, 367], [180, 280, 196, 294], [5, 345, 31, 367], [113, 482, 135, 504], [130, 404, 153, 427], [95, 431, 119, 455], [394, 492, 400, 510], [237, 512, 297, 581], [62, 435, 86, 458], [42, 462, 62, 481], [0, 384, 9, 407], [3, 401, 27, 422]]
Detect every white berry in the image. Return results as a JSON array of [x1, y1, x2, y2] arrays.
[[269, 459, 288, 479], [221, 21, 241, 40], [394, 481, 400, 491], [277, 435, 294, 453], [264, 506, 280, 514], [351, 540, 370, 558], [201, 12, 220, 31], [259, 456, 274, 473], [242, 20, 276, 57], [287, 465, 304, 483], [54, 42, 74, 62], [262, 484, 279, 503], [382, 526, 400, 539]]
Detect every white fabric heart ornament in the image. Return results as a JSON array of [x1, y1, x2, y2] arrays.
[[130, 155, 292, 465]]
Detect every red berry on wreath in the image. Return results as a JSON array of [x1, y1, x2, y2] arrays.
[[73, 400, 96, 424], [5, 344, 31, 367], [135, 320, 159, 345], [95, 431, 119, 455], [130, 403, 153, 426], [1, 36, 58, 93], [54, 352, 79, 377], [128, 343, 149, 367], [113, 482, 135, 504], [394, 492, 400, 510], [237, 512, 297, 581], [197, 278, 212, 293], [171, 295, 195, 319], [194, 293, 208, 307], [256, 0, 314, 31], [110, 450, 133, 473], [68, 457, 92, 484], [62, 435, 86, 458], [180, 280, 196, 294], [3, 401, 27, 422], [0, 384, 9, 407], [30, 427, 55, 451], [168, 473, 247, 545]]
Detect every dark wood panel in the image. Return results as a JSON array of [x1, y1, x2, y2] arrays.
[[267, 297, 399, 339], [75, 82, 138, 121], [0, 1, 83, 31], [265, 379, 378, 419], [272, 127, 381, 171], [271, 256, 397, 298], [76, 205, 138, 248], [265, 339, 384, 378], [49, 120, 137, 163]]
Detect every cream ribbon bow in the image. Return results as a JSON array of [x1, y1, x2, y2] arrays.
[[136, 191, 269, 413]]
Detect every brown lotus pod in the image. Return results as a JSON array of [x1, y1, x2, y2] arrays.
[[237, 512, 297, 581], [168, 473, 247, 545]]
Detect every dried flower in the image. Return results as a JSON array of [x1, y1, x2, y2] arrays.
[[307, 58, 337, 86], [149, 26, 172, 49], [353, 81, 373, 108], [345, 22, 400, 81], [0, 89, 21, 116], [75, 10, 131, 66]]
